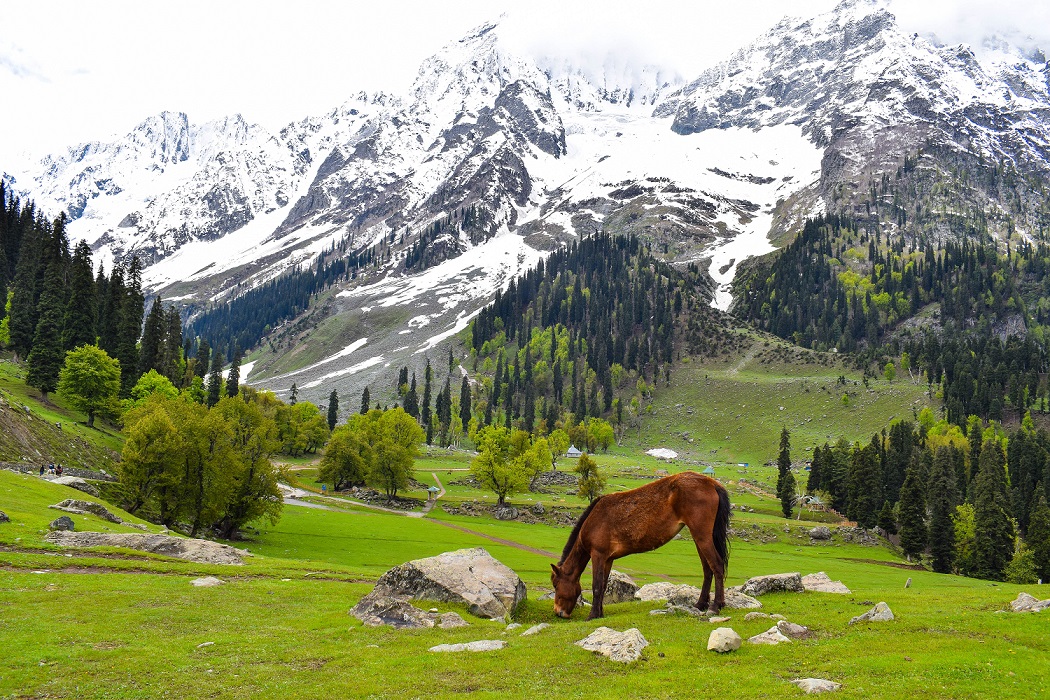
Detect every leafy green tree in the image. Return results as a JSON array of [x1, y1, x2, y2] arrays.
[[575, 453, 606, 503], [212, 395, 283, 538], [952, 504, 977, 576], [587, 418, 614, 452], [124, 368, 179, 412], [120, 398, 182, 517], [884, 362, 896, 383], [1004, 542, 1039, 584], [57, 344, 121, 428], [368, 408, 424, 499], [928, 446, 959, 573], [548, 429, 570, 466], [319, 423, 371, 490], [897, 462, 927, 559], [972, 439, 1015, 580], [26, 261, 66, 398], [471, 424, 534, 506]]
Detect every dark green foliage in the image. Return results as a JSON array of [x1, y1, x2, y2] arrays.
[[7, 214, 43, 359], [139, 297, 166, 377], [1028, 494, 1050, 582], [62, 241, 97, 350], [460, 376, 472, 430], [404, 373, 419, 418], [898, 462, 928, 559], [116, 257, 144, 396], [327, 389, 339, 430], [877, 501, 897, 534], [360, 387, 370, 415], [973, 439, 1015, 580], [806, 445, 823, 493], [226, 348, 242, 397], [26, 261, 66, 396], [776, 427, 793, 518], [206, 347, 224, 408], [850, 438, 884, 528], [162, 306, 183, 384], [928, 446, 959, 573], [196, 340, 211, 379]]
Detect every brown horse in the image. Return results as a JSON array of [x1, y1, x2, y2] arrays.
[[550, 471, 730, 619]]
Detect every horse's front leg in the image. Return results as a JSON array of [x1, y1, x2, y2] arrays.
[[588, 555, 611, 620]]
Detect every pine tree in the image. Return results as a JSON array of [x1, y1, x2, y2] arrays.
[[404, 373, 419, 418], [851, 438, 884, 528], [62, 240, 97, 350], [877, 501, 897, 534], [26, 261, 66, 398], [437, 378, 452, 429], [196, 339, 211, 379], [807, 445, 823, 493], [7, 222, 42, 360], [116, 257, 144, 395], [460, 376, 472, 431], [162, 306, 183, 384], [777, 427, 794, 518], [1027, 493, 1050, 582], [928, 446, 959, 573], [226, 347, 242, 397], [360, 387, 370, 415], [972, 439, 1015, 580], [206, 347, 224, 408], [897, 462, 927, 559], [421, 361, 432, 431], [139, 297, 166, 377], [327, 389, 339, 430]]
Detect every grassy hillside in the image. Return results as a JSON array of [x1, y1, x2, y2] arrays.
[[3, 462, 1048, 699], [0, 358, 121, 471]]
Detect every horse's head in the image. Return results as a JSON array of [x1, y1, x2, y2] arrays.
[[550, 563, 582, 618]]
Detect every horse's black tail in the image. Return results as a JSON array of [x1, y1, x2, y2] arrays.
[[713, 482, 731, 573]]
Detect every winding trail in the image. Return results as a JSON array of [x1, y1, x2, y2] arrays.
[[727, 339, 762, 376]]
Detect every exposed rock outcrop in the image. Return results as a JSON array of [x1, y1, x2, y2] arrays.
[[43, 531, 249, 565]]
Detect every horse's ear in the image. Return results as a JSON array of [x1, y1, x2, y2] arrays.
[[550, 563, 560, 574]]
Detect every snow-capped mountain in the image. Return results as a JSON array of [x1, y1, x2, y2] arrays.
[[7, 0, 1050, 403]]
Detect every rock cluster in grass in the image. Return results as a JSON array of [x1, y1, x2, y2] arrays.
[[1010, 592, 1050, 613], [739, 572, 804, 596], [49, 499, 122, 524], [749, 626, 792, 645], [50, 476, 100, 497], [575, 627, 649, 663], [43, 531, 249, 565], [370, 547, 526, 619], [848, 602, 894, 625], [48, 516, 75, 531]]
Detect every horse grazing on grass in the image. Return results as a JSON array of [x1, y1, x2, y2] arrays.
[[550, 471, 730, 619]]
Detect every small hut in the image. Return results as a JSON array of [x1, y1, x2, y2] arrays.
[[566, 445, 583, 458]]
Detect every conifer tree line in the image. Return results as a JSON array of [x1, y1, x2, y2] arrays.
[[803, 412, 1050, 583]]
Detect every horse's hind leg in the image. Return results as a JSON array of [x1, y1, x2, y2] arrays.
[[588, 555, 611, 620], [696, 556, 713, 611], [689, 529, 726, 614]]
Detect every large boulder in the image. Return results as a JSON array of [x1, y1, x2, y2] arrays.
[[707, 627, 742, 653], [1010, 592, 1050, 613], [50, 476, 100, 497], [802, 572, 851, 594], [739, 572, 804, 596], [667, 585, 706, 608], [575, 627, 649, 663], [43, 531, 249, 565], [849, 602, 894, 625], [48, 516, 75, 531], [809, 526, 832, 541], [49, 499, 122, 524], [351, 590, 435, 629], [605, 570, 639, 604], [372, 548, 525, 619]]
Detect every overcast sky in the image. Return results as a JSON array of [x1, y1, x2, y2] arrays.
[[2, 0, 1048, 167]]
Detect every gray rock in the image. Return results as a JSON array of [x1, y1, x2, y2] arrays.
[[849, 602, 894, 625], [521, 623, 549, 636], [350, 591, 435, 629], [809, 526, 832, 540], [635, 581, 683, 601], [740, 572, 804, 596], [744, 612, 769, 621], [43, 531, 249, 565], [724, 590, 763, 609], [372, 547, 526, 619], [438, 612, 470, 629], [769, 614, 787, 621], [748, 626, 792, 645], [48, 516, 75, 531], [49, 499, 122, 523], [1010, 592, 1050, 613], [664, 604, 707, 617], [51, 476, 100, 497], [666, 585, 705, 608], [605, 570, 639, 604], [492, 505, 519, 521], [190, 576, 226, 587], [776, 620, 812, 639], [575, 627, 649, 663], [429, 640, 505, 653], [530, 502, 545, 515], [791, 678, 842, 694], [707, 627, 742, 653], [0, 510, 8, 523], [709, 616, 731, 623], [505, 623, 522, 631], [802, 572, 851, 594]]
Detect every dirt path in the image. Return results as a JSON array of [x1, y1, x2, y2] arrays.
[[428, 519, 559, 558], [409, 473, 446, 518], [727, 339, 763, 376]]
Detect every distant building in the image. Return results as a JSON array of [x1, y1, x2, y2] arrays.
[[702, 466, 715, 475], [566, 445, 583, 458]]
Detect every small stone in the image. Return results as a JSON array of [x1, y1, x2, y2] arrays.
[[707, 627, 742, 653], [520, 623, 549, 636], [429, 608, 439, 613], [709, 616, 731, 623], [769, 614, 786, 621], [744, 612, 769, 621], [575, 627, 649, 663], [723, 590, 763, 609], [191, 577, 225, 587], [791, 678, 842, 693], [505, 623, 522, 631], [802, 572, 851, 594], [438, 612, 469, 629], [429, 640, 505, 653], [48, 516, 75, 531], [0, 510, 9, 523], [196, 642, 214, 648], [905, 578, 912, 589], [748, 626, 792, 645], [776, 620, 812, 639], [849, 602, 894, 625]]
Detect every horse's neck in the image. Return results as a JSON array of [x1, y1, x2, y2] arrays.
[[562, 542, 590, 581]]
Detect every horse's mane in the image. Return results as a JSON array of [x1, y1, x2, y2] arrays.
[[559, 497, 602, 564]]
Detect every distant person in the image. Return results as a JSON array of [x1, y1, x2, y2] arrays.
[[56, 465, 63, 476], [321, 484, 327, 494], [39, 465, 45, 476]]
